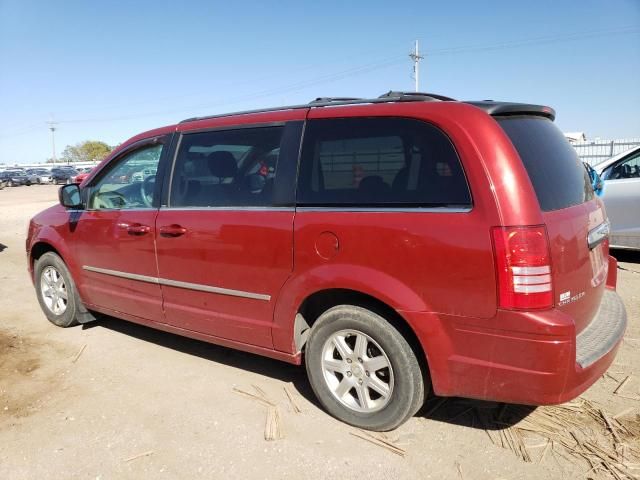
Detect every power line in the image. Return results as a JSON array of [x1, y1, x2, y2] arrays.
[[0, 125, 43, 139], [425, 25, 640, 56], [2, 24, 638, 137], [55, 25, 638, 125], [53, 55, 406, 125]]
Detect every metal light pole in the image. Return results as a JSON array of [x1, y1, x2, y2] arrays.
[[47, 120, 58, 164], [409, 40, 424, 92]]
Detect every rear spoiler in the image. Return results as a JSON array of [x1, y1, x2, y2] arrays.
[[466, 101, 556, 121]]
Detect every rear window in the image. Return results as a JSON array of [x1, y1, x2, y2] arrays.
[[497, 116, 593, 211], [297, 117, 471, 208]]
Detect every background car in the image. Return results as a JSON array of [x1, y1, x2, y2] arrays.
[[595, 145, 640, 251], [50, 168, 78, 185], [26, 168, 53, 184], [0, 170, 32, 186], [72, 168, 94, 184], [25, 170, 40, 184]]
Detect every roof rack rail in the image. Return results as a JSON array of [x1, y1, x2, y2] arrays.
[[180, 91, 455, 123], [309, 97, 364, 104], [379, 91, 456, 102]]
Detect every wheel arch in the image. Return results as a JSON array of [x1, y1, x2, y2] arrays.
[[28, 233, 80, 291], [292, 288, 430, 382], [31, 241, 63, 266], [30, 238, 95, 325]]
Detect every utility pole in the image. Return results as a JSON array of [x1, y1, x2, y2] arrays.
[[409, 39, 424, 92], [47, 119, 58, 164]]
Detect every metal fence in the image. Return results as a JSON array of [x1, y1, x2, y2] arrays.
[[572, 138, 640, 166]]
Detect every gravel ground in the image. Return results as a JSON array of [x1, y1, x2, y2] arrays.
[[0, 185, 638, 480]]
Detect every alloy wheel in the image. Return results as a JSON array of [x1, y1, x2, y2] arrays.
[[321, 329, 394, 413], [40, 266, 68, 315]]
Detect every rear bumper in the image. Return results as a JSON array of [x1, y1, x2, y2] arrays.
[[403, 288, 626, 405], [576, 290, 626, 368]]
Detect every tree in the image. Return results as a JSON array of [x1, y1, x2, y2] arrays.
[[61, 141, 112, 164]]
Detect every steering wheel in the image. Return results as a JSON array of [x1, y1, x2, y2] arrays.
[[141, 175, 156, 207]]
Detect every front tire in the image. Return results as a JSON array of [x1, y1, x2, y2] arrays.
[[34, 252, 80, 327], [305, 305, 427, 431]]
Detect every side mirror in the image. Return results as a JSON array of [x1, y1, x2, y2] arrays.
[[593, 176, 604, 196], [59, 184, 83, 209], [584, 163, 604, 197]]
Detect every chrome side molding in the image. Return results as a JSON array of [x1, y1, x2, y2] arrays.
[[82, 266, 271, 301]]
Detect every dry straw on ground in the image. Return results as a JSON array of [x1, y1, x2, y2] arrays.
[[425, 396, 640, 479], [233, 385, 284, 441], [349, 429, 406, 457]]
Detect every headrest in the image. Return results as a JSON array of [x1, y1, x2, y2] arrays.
[[207, 151, 238, 178], [359, 175, 387, 192]]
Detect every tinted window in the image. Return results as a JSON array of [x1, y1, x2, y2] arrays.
[[170, 126, 283, 207], [297, 118, 470, 207], [88, 144, 162, 210], [497, 116, 593, 211], [602, 150, 640, 180]]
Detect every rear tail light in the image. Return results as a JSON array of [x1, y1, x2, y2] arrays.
[[492, 225, 553, 310]]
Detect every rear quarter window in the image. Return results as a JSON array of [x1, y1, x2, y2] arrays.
[[497, 116, 593, 211], [297, 117, 471, 208]]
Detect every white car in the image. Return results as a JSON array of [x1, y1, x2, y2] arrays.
[[595, 146, 640, 251], [26, 168, 53, 184]]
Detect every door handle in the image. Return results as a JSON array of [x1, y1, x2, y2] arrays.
[[160, 224, 187, 237], [119, 223, 151, 235]]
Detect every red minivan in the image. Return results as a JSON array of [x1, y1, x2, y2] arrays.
[[27, 92, 627, 430]]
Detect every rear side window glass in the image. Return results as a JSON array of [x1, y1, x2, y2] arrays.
[[170, 126, 283, 207], [297, 118, 470, 207], [497, 116, 593, 211]]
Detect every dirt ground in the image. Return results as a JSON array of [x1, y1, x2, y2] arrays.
[[0, 185, 638, 480]]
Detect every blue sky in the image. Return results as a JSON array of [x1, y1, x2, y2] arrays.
[[1, 0, 639, 164]]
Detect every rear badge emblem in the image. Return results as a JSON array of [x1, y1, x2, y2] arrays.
[[559, 290, 585, 306]]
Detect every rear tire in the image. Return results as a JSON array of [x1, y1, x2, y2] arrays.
[[34, 252, 80, 328], [305, 305, 427, 431]]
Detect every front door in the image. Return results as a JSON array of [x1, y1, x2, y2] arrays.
[[72, 138, 167, 321], [601, 149, 640, 250], [154, 121, 302, 347]]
